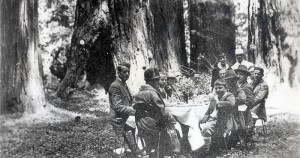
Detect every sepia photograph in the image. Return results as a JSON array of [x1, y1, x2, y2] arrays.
[[0, 0, 300, 157]]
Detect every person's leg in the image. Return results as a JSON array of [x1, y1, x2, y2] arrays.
[[200, 120, 216, 152], [123, 124, 137, 153], [111, 121, 125, 149]]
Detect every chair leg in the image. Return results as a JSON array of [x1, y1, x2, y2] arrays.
[[223, 134, 229, 155], [157, 132, 161, 158], [262, 120, 267, 142]]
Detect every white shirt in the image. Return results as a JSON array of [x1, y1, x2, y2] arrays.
[[231, 60, 254, 70]]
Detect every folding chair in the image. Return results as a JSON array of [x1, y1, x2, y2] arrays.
[[251, 112, 267, 142]]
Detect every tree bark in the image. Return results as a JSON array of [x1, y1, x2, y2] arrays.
[[0, 0, 46, 113], [56, 0, 186, 97], [248, 0, 300, 88], [189, 0, 236, 71]]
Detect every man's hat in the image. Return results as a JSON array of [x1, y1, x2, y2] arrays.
[[224, 70, 238, 80], [234, 65, 251, 76], [144, 68, 160, 81], [235, 48, 244, 55]]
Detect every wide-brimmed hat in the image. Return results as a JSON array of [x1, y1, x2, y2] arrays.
[[144, 68, 160, 81], [224, 70, 238, 80], [234, 65, 251, 76]]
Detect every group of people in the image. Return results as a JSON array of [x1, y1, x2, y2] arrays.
[[202, 48, 269, 154], [108, 64, 179, 157], [108, 48, 269, 157]]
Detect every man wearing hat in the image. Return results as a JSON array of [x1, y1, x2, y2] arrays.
[[108, 62, 136, 154], [231, 48, 254, 70], [211, 53, 231, 90], [224, 70, 247, 148], [235, 65, 255, 127], [133, 68, 180, 157]]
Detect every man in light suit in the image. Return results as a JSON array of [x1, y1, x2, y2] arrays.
[[108, 62, 136, 154], [231, 48, 254, 70], [251, 67, 269, 122]]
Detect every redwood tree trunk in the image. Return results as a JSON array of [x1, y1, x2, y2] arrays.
[[248, 0, 300, 88], [189, 0, 236, 71], [56, 0, 186, 97], [0, 0, 45, 113]]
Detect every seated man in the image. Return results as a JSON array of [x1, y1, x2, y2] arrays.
[[133, 68, 180, 157], [251, 67, 269, 122], [200, 79, 237, 152], [159, 74, 167, 99], [219, 69, 227, 80], [235, 65, 255, 127], [224, 70, 247, 129]]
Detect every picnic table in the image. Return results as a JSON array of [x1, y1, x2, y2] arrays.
[[126, 95, 211, 151]]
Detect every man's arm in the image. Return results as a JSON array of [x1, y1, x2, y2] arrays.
[[200, 99, 216, 123], [109, 86, 135, 116], [254, 84, 269, 106], [243, 85, 255, 108], [235, 89, 247, 106], [217, 94, 235, 108]]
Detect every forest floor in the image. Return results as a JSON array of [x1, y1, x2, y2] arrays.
[[0, 89, 300, 158]]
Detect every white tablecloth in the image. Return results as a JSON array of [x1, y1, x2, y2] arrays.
[[126, 104, 209, 151], [166, 105, 208, 150]]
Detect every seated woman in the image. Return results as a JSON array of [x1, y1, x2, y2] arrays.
[[133, 68, 180, 157], [200, 79, 237, 153]]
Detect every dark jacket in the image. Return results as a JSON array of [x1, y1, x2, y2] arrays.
[[230, 87, 247, 128], [239, 82, 254, 108], [108, 78, 135, 130], [133, 84, 176, 132], [251, 79, 269, 121], [204, 92, 237, 133], [239, 82, 255, 126]]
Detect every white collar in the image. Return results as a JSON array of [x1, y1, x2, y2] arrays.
[[217, 62, 229, 70]]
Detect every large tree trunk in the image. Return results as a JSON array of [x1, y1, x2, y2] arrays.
[[248, 0, 300, 88], [189, 0, 236, 71], [56, 0, 186, 97], [0, 0, 46, 114]]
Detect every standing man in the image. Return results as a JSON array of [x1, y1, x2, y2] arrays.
[[108, 62, 136, 153], [211, 53, 231, 90], [251, 67, 269, 122], [133, 68, 180, 157], [231, 48, 254, 70]]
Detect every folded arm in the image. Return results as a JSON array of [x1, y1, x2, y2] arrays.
[[254, 85, 269, 106]]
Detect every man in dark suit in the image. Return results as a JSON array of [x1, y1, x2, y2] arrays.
[[235, 65, 255, 126], [108, 62, 136, 153], [133, 68, 179, 157], [251, 67, 269, 122]]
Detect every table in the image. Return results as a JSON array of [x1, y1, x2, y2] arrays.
[[166, 105, 209, 151], [126, 101, 210, 151]]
